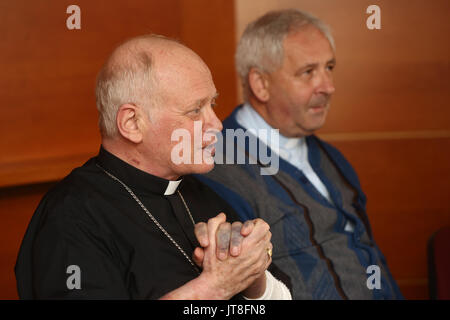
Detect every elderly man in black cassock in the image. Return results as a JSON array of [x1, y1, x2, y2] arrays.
[[15, 35, 291, 299]]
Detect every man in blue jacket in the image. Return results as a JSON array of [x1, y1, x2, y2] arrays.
[[196, 9, 403, 299]]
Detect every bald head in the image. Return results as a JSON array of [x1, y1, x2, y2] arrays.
[[95, 34, 207, 138]]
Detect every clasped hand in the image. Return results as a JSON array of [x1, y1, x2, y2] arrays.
[[192, 212, 273, 299]]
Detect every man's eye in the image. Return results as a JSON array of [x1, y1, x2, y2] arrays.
[[192, 108, 201, 114], [327, 65, 335, 71], [304, 69, 313, 75]]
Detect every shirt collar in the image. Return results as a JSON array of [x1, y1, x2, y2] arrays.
[[236, 103, 306, 159], [96, 146, 183, 196]]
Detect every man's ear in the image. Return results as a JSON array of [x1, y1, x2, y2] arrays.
[[248, 68, 270, 102], [116, 103, 145, 143]]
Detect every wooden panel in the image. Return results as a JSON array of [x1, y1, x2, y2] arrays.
[[0, 0, 181, 161], [179, 0, 237, 120], [0, 152, 94, 188]]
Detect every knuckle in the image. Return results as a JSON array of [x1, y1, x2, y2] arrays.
[[196, 222, 207, 231], [207, 217, 216, 224], [231, 233, 243, 247], [232, 225, 242, 234], [244, 220, 253, 228], [219, 222, 231, 232], [255, 219, 270, 232], [254, 218, 263, 225], [232, 222, 243, 234], [208, 217, 222, 228], [232, 221, 243, 227], [259, 259, 266, 270]]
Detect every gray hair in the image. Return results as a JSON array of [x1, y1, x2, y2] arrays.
[[95, 35, 167, 138], [235, 9, 335, 100]]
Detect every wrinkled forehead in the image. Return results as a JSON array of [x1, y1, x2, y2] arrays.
[[153, 46, 215, 100], [155, 45, 210, 78], [109, 36, 209, 73], [113, 37, 214, 102], [281, 26, 335, 66], [284, 25, 334, 53]]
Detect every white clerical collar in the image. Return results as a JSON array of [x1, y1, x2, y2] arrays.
[[164, 180, 182, 195]]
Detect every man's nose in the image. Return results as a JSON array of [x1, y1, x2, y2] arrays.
[[205, 106, 223, 132], [317, 72, 335, 96]]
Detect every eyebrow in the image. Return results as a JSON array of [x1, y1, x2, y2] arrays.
[[295, 58, 337, 74], [189, 92, 219, 109], [328, 58, 337, 65], [305, 58, 336, 68]]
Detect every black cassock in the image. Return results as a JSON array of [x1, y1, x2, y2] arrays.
[[15, 147, 247, 299]]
